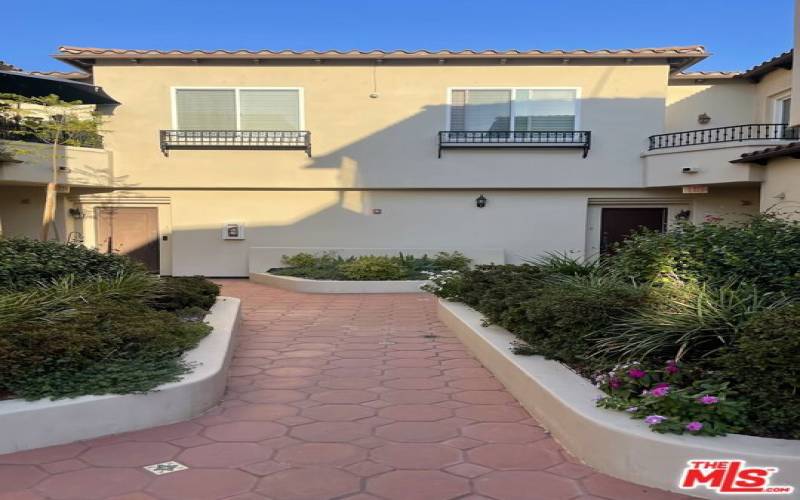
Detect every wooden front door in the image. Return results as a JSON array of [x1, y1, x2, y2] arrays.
[[600, 207, 667, 254], [96, 207, 160, 272]]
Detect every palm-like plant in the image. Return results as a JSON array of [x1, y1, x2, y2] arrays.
[[593, 278, 791, 362]]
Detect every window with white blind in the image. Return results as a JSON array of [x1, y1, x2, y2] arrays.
[[448, 88, 578, 132], [173, 88, 302, 130]]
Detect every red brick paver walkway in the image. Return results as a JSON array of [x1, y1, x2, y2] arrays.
[[0, 281, 689, 500]]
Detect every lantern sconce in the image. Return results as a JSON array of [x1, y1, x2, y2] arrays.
[[476, 195, 487, 208], [698, 113, 711, 125]]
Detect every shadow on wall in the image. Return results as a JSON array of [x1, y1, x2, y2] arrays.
[[287, 98, 667, 189]]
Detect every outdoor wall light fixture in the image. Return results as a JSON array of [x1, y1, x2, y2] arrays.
[[476, 195, 487, 208], [68, 208, 84, 219], [698, 113, 711, 124]]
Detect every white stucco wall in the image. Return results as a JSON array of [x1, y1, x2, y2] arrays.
[[63, 187, 759, 277]]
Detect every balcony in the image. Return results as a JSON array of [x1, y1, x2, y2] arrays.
[[0, 139, 113, 188], [648, 124, 798, 150], [438, 130, 591, 158], [642, 124, 798, 187], [159, 130, 312, 157]]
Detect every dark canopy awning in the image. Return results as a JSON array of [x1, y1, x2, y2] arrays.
[[0, 70, 118, 104]]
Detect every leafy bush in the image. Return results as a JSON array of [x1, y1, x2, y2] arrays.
[[428, 251, 472, 273], [0, 238, 142, 290], [526, 252, 603, 277], [596, 362, 746, 436], [425, 243, 800, 438], [272, 252, 472, 281], [511, 274, 647, 373], [339, 256, 407, 280], [0, 276, 210, 400], [594, 280, 789, 363], [151, 276, 220, 313], [712, 304, 800, 439], [609, 215, 800, 294]]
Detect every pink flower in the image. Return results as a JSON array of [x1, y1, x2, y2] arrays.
[[665, 360, 679, 375], [627, 368, 647, 379], [697, 395, 719, 405], [686, 421, 704, 432], [650, 385, 670, 397], [644, 415, 667, 425], [609, 377, 622, 389]]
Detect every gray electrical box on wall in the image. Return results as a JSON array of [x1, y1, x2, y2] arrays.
[[223, 223, 245, 240]]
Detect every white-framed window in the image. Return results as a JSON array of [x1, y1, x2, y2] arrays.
[[773, 90, 791, 124], [172, 87, 303, 130], [447, 88, 579, 131]]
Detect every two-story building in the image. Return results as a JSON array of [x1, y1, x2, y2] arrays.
[[0, 44, 796, 276]]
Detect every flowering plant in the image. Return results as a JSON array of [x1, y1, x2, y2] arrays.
[[420, 270, 464, 299], [594, 361, 746, 436]]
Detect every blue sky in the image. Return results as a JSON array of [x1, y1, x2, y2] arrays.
[[4, 0, 794, 73]]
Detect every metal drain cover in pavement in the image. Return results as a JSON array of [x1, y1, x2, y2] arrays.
[[144, 461, 188, 475]]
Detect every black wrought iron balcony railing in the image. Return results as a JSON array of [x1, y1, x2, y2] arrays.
[[648, 124, 798, 151], [159, 130, 311, 157], [438, 130, 591, 158]]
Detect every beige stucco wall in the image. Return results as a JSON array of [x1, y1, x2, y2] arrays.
[[0, 186, 68, 239], [760, 157, 800, 216], [665, 68, 792, 133], [63, 186, 758, 276], [0, 140, 114, 187], [665, 82, 755, 131], [92, 62, 669, 190], [642, 142, 771, 186], [753, 68, 793, 122]]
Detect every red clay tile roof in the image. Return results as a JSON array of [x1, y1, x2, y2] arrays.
[[28, 71, 90, 80], [730, 141, 800, 164], [56, 45, 707, 59], [739, 50, 793, 81], [0, 61, 23, 72], [670, 71, 741, 80]]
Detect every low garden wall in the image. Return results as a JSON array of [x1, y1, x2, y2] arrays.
[[250, 272, 427, 293], [0, 296, 241, 454], [437, 299, 800, 498]]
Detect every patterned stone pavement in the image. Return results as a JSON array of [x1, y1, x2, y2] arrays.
[[0, 280, 690, 500]]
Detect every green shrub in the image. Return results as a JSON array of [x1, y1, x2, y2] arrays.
[[0, 238, 142, 290], [712, 304, 800, 439], [0, 271, 160, 331], [339, 255, 407, 280], [511, 274, 647, 372], [430, 252, 472, 273], [272, 252, 473, 281], [282, 252, 324, 268], [527, 252, 603, 277], [0, 277, 210, 400], [609, 215, 800, 293], [458, 264, 546, 315], [594, 281, 789, 363], [151, 276, 220, 313]]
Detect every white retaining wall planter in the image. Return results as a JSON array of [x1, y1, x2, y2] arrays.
[[0, 297, 241, 454], [437, 299, 800, 499], [250, 272, 427, 294], [248, 246, 506, 274]]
